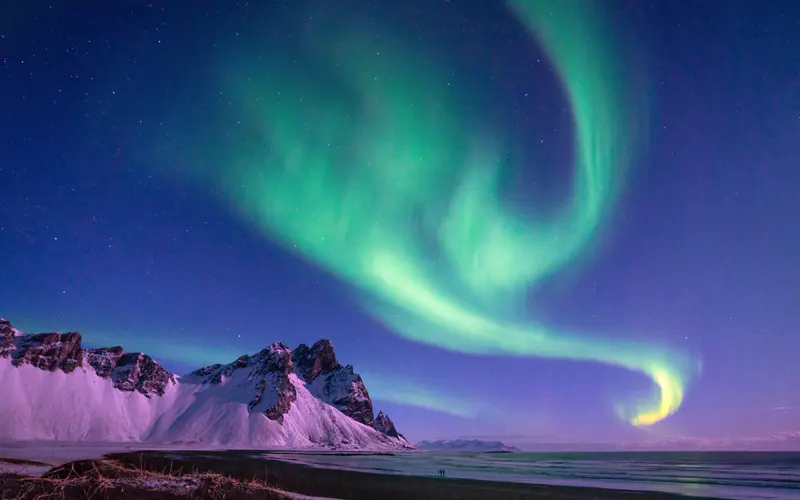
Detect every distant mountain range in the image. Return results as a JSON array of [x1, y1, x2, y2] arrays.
[[0, 317, 409, 450], [416, 439, 520, 453]]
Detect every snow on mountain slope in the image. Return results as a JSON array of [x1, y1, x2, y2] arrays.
[[0, 318, 408, 450], [150, 343, 403, 448], [0, 360, 179, 441], [143, 372, 401, 448]]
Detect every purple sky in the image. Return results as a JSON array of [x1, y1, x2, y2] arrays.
[[1, 0, 798, 447]]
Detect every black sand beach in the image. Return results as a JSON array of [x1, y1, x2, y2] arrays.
[[105, 450, 722, 500]]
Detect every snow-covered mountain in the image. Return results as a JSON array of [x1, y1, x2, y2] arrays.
[[416, 439, 520, 453], [0, 317, 409, 450]]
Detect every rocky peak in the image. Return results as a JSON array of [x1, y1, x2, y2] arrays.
[[0, 319, 175, 398], [0, 318, 18, 357], [295, 339, 376, 426], [290, 341, 398, 437], [190, 363, 225, 383], [0, 318, 15, 335], [84, 346, 125, 377], [109, 352, 175, 397], [12, 332, 84, 373], [372, 411, 402, 439], [292, 339, 341, 382], [251, 343, 296, 422], [255, 342, 293, 375], [233, 354, 250, 368], [190, 342, 297, 423]]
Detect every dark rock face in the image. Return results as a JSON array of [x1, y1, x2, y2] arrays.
[[110, 352, 175, 397], [265, 378, 297, 422], [257, 342, 293, 376], [292, 340, 341, 381], [1, 319, 175, 398], [251, 343, 297, 423], [84, 346, 124, 377], [12, 332, 83, 373], [190, 363, 225, 384], [0, 318, 16, 357], [233, 354, 250, 368], [372, 411, 402, 439], [321, 366, 375, 426], [256, 374, 297, 423], [83, 346, 176, 398]]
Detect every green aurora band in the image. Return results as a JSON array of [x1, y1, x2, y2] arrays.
[[209, 0, 698, 426]]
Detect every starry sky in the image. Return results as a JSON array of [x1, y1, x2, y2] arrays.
[[2, 0, 799, 447]]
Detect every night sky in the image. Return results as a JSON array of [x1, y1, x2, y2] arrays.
[[2, 0, 799, 446]]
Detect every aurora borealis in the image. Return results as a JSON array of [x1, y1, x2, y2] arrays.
[[205, 0, 695, 426], [3, 0, 799, 444]]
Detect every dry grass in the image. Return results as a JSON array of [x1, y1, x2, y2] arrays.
[[0, 459, 293, 499]]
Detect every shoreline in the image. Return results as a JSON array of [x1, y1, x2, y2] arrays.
[[108, 450, 724, 500]]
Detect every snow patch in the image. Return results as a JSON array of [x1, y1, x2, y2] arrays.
[[0, 357, 405, 450]]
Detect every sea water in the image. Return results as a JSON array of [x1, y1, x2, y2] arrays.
[[262, 451, 800, 500]]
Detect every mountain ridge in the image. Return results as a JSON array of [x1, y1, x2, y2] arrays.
[[416, 439, 521, 453], [0, 317, 408, 450]]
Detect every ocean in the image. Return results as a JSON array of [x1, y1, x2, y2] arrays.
[[263, 451, 800, 500]]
